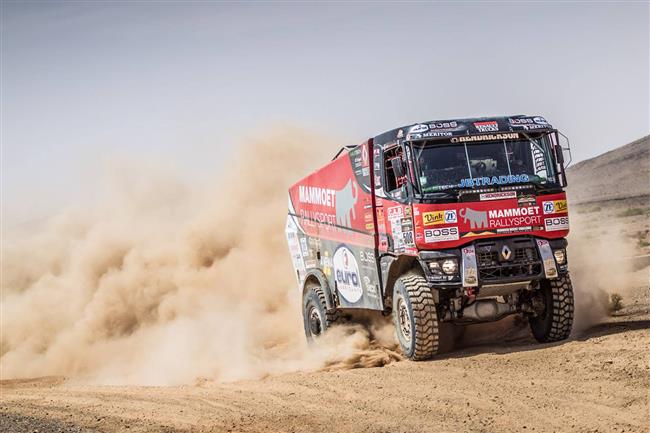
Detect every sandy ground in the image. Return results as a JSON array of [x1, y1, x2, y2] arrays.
[[2, 280, 648, 433]]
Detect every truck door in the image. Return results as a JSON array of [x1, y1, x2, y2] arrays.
[[373, 143, 417, 256]]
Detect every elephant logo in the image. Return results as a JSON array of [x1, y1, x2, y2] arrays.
[[335, 180, 358, 228], [460, 208, 488, 230]]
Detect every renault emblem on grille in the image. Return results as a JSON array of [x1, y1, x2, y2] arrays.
[[501, 245, 512, 260]]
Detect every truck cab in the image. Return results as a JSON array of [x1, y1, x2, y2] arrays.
[[286, 115, 574, 360]]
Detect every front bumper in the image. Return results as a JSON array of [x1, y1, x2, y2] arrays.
[[421, 236, 567, 288]]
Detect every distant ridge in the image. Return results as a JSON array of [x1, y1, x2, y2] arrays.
[[566, 135, 650, 205]]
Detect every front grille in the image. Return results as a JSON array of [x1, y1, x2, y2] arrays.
[[475, 239, 542, 282]]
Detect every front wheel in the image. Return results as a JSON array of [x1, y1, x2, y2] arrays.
[[302, 284, 342, 341], [392, 274, 439, 360], [529, 274, 574, 342]]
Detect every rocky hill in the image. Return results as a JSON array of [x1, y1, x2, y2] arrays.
[[566, 135, 649, 204]]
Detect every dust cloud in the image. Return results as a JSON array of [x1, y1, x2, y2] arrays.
[[2, 128, 636, 385], [1, 127, 393, 386], [568, 211, 639, 332]]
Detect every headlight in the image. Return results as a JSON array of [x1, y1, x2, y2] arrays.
[[441, 259, 458, 275], [429, 261, 442, 274], [553, 249, 566, 265]]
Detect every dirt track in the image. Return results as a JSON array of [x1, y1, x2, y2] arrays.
[[2, 283, 648, 433]]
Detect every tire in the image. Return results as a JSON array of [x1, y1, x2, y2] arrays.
[[529, 274, 574, 342], [392, 274, 439, 360], [302, 284, 342, 341]]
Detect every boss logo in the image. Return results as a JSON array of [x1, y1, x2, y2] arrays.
[[424, 227, 459, 243], [544, 216, 569, 232]]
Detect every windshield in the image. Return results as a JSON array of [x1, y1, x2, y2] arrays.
[[413, 133, 558, 193]]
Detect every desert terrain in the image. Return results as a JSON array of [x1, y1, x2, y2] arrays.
[[2, 136, 649, 433]]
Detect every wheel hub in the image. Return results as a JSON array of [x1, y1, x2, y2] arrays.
[[308, 306, 323, 336], [397, 297, 412, 343]]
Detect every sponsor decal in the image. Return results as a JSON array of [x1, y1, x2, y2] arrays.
[[333, 246, 363, 303], [300, 237, 309, 257], [409, 131, 453, 139], [424, 227, 459, 243], [297, 180, 359, 229], [508, 118, 535, 125], [410, 124, 429, 133], [423, 209, 458, 226], [459, 174, 529, 188], [359, 250, 375, 264], [542, 200, 568, 214], [423, 210, 444, 226], [509, 117, 550, 130], [544, 216, 569, 232], [474, 121, 499, 132], [517, 124, 549, 130], [444, 209, 458, 223], [536, 239, 558, 277], [334, 180, 358, 228], [387, 206, 404, 220], [496, 226, 533, 234], [376, 207, 385, 224], [451, 132, 519, 143], [479, 191, 517, 201], [488, 207, 540, 218], [429, 121, 458, 130], [460, 208, 488, 229], [461, 245, 478, 286], [361, 145, 369, 167], [460, 206, 543, 230], [298, 186, 335, 206], [518, 195, 537, 207], [363, 276, 378, 298]]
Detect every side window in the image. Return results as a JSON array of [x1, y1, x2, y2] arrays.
[[384, 146, 406, 196]]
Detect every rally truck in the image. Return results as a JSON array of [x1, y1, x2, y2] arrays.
[[285, 115, 574, 359]]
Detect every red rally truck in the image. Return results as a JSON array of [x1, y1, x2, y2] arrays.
[[286, 115, 573, 359]]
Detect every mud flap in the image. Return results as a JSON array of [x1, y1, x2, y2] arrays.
[[535, 239, 558, 279]]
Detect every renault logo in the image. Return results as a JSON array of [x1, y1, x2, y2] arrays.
[[501, 245, 512, 260]]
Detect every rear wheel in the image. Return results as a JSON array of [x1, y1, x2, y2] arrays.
[[302, 284, 341, 340], [392, 274, 439, 360], [529, 274, 574, 342]]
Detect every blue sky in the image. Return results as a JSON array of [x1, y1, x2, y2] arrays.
[[2, 2, 649, 225]]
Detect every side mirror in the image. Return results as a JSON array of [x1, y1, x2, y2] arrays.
[[390, 157, 405, 179]]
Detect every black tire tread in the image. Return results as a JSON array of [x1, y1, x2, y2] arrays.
[[310, 285, 343, 326], [399, 274, 439, 360], [533, 275, 574, 342]]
